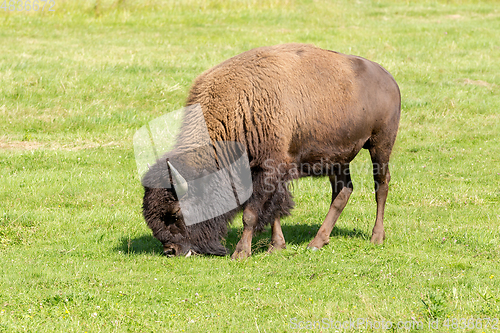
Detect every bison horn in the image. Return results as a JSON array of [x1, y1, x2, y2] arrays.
[[167, 161, 188, 197]]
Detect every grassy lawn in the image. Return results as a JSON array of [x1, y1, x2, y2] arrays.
[[1, 0, 499, 331]]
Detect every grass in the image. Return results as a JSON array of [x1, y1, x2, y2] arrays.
[[1, 0, 499, 331]]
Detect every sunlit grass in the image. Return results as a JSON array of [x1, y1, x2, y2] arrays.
[[1, 0, 499, 331]]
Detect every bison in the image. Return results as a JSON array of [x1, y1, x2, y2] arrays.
[[141, 43, 401, 259]]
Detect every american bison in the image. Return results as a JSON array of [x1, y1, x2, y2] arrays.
[[141, 43, 401, 259]]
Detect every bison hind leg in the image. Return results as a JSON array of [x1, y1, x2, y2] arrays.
[[367, 121, 398, 244], [368, 146, 392, 244], [307, 163, 353, 250]]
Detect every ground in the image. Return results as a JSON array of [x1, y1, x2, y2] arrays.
[[0, 0, 499, 331]]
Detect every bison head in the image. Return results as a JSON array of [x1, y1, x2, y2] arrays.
[[142, 186, 191, 257], [142, 156, 234, 257]]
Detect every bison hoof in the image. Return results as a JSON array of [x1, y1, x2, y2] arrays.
[[306, 237, 328, 251], [370, 232, 385, 245], [231, 249, 251, 260], [267, 243, 286, 254]]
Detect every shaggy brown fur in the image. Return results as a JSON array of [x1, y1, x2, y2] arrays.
[[142, 43, 401, 258]]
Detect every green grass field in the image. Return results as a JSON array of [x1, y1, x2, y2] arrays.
[[1, 0, 499, 331]]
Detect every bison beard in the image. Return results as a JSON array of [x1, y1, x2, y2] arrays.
[[141, 43, 401, 259]]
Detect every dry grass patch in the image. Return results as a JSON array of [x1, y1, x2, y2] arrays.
[[0, 139, 122, 151]]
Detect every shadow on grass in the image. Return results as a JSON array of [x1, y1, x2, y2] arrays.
[[116, 234, 163, 255], [117, 224, 369, 256], [225, 223, 370, 255]]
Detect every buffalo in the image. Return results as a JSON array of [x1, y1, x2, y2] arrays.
[[141, 43, 401, 259]]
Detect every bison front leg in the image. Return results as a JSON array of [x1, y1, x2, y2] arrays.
[[232, 160, 293, 259], [231, 207, 257, 260], [268, 217, 286, 253], [308, 164, 353, 250]]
